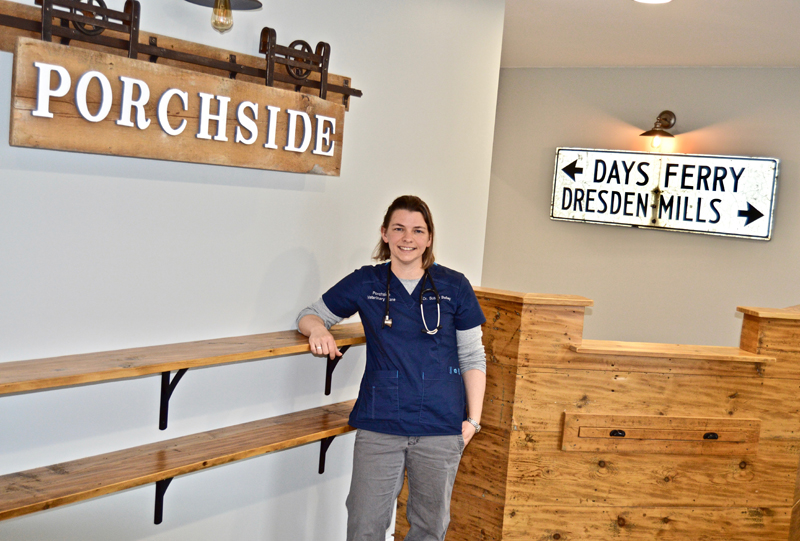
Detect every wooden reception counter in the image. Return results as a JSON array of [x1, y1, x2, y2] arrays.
[[396, 289, 800, 541]]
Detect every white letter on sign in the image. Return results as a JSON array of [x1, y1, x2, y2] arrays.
[[32, 62, 71, 119], [157, 89, 188, 136], [263, 105, 280, 150], [75, 71, 112, 123], [117, 76, 151, 129], [312, 115, 336, 157], [284, 109, 311, 153], [197, 93, 231, 142], [235, 101, 258, 145]]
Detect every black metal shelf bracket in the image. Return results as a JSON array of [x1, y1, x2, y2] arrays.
[[151, 435, 336, 525], [154, 477, 173, 525], [318, 436, 336, 474], [159, 368, 188, 430], [325, 345, 350, 395]]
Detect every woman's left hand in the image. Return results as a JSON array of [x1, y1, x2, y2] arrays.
[[461, 420, 477, 447]]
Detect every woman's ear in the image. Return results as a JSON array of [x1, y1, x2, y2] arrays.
[[380, 227, 388, 243]]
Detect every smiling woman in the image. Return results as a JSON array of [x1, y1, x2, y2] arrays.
[[296, 195, 488, 540], [375, 198, 435, 278]]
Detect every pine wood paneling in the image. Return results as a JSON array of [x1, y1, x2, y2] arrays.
[[506, 432, 796, 508], [502, 506, 792, 541], [511, 371, 800, 438], [437, 293, 800, 540]]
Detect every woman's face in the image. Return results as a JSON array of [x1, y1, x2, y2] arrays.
[[381, 209, 432, 269]]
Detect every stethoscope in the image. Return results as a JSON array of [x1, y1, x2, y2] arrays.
[[382, 263, 441, 335]]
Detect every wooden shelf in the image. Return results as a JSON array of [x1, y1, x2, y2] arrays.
[[0, 400, 356, 522], [474, 286, 593, 307], [738, 305, 800, 320], [571, 339, 775, 363], [0, 323, 365, 395]]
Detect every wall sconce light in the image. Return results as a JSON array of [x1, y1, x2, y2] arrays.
[[184, 0, 262, 34], [640, 110, 676, 149]]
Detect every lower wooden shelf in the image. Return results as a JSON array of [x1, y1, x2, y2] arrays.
[[0, 400, 355, 523]]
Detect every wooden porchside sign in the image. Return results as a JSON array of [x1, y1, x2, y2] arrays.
[[11, 37, 345, 175]]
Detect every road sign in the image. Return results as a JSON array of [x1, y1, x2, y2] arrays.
[[550, 148, 778, 240]]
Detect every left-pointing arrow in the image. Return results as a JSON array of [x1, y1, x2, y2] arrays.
[[562, 159, 583, 181], [738, 202, 764, 226]]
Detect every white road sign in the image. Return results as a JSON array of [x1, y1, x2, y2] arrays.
[[550, 148, 778, 240]]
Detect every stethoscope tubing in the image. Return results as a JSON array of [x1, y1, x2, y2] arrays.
[[382, 263, 441, 334]]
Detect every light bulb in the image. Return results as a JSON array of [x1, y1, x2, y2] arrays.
[[651, 135, 662, 149], [211, 0, 233, 33]]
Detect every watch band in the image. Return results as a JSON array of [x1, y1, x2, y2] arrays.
[[466, 417, 481, 433]]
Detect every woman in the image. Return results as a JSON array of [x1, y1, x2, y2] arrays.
[[297, 195, 486, 541]]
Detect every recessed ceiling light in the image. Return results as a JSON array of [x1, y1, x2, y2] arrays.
[[634, 0, 672, 4]]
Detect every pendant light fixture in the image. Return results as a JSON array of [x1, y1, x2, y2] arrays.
[[184, 0, 262, 34], [640, 110, 676, 149]]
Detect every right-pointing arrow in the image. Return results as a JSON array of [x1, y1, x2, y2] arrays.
[[738, 202, 764, 226]]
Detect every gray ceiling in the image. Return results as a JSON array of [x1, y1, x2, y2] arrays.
[[502, 0, 800, 68]]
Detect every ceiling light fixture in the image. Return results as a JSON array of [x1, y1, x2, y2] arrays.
[[640, 110, 676, 149], [184, 0, 262, 34], [634, 0, 672, 4]]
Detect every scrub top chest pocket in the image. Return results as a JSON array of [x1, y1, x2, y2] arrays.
[[356, 370, 400, 421]]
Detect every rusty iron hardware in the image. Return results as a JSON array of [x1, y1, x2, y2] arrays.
[[259, 28, 336, 100], [70, 0, 107, 36], [229, 53, 238, 79], [3, 0, 362, 102], [30, 0, 141, 59], [147, 35, 157, 62]]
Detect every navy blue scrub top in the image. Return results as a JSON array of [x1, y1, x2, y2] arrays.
[[322, 262, 486, 436]]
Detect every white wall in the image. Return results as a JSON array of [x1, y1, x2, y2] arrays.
[[484, 67, 800, 347], [0, 1, 504, 539]]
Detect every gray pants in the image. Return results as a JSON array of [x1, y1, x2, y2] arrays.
[[345, 429, 465, 541]]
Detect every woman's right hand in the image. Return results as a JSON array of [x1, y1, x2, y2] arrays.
[[299, 315, 342, 360]]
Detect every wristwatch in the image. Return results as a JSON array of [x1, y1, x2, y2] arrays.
[[466, 417, 481, 433]]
